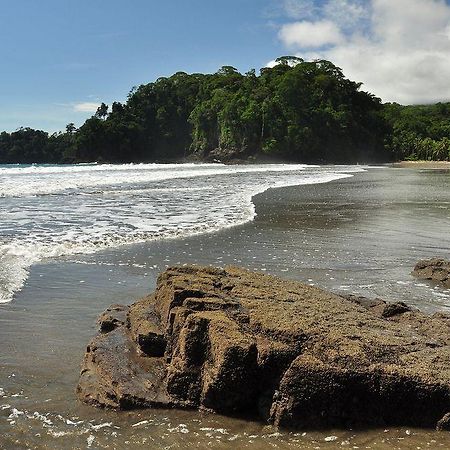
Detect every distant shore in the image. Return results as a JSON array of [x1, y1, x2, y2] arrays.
[[392, 160, 450, 169]]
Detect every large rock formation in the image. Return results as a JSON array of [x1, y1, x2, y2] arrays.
[[78, 265, 450, 429], [413, 258, 450, 288]]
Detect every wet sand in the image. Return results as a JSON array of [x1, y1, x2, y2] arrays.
[[392, 160, 450, 169], [1, 167, 450, 448]]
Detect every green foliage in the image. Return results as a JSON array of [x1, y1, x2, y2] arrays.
[[0, 128, 62, 163], [1, 58, 448, 165], [383, 102, 450, 161]]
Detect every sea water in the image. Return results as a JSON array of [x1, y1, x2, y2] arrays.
[[1, 164, 450, 449], [0, 163, 361, 303]]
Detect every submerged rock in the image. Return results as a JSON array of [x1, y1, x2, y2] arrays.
[[413, 258, 450, 288], [437, 413, 450, 431], [78, 265, 450, 430]]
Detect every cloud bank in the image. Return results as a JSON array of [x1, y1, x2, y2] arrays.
[[73, 102, 100, 113], [276, 0, 450, 104], [280, 20, 344, 47]]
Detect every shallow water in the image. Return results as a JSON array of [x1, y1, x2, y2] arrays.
[[0, 163, 360, 304], [1, 166, 450, 449]]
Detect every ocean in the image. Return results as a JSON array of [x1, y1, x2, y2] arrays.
[[1, 163, 450, 448], [0, 163, 360, 304]]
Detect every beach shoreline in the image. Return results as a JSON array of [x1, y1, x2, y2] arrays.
[[392, 160, 450, 169], [2, 167, 450, 448]]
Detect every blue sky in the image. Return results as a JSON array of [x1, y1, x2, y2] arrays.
[[2, 0, 450, 132], [0, 0, 288, 132]]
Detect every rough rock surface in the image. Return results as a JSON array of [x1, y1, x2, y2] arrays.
[[413, 258, 450, 288], [78, 265, 450, 429]]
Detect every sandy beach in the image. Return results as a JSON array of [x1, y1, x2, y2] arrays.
[[392, 160, 450, 169]]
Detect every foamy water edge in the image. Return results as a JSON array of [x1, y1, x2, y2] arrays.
[[0, 164, 362, 303]]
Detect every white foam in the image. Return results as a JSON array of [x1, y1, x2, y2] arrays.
[[89, 422, 112, 431], [0, 163, 310, 198], [8, 408, 24, 419], [28, 411, 53, 426], [87, 435, 95, 447], [325, 435, 338, 442], [0, 163, 361, 303], [48, 430, 73, 438], [65, 418, 84, 426], [168, 423, 189, 433], [132, 420, 149, 427], [200, 427, 229, 435]]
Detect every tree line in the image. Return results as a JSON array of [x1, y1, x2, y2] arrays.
[[1, 57, 449, 165], [382, 102, 450, 161]]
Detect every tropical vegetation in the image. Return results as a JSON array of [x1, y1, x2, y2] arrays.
[[1, 57, 449, 164]]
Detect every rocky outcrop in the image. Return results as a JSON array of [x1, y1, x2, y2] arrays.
[[413, 258, 450, 288], [78, 265, 450, 430]]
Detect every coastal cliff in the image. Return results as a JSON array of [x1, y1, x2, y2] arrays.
[[78, 265, 450, 430]]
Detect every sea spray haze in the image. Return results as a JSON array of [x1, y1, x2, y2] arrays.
[[0, 163, 363, 303]]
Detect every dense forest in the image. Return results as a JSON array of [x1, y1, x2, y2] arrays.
[[382, 102, 450, 161], [1, 57, 449, 164]]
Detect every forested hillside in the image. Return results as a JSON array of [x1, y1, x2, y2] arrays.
[[383, 102, 450, 161], [1, 57, 449, 164]]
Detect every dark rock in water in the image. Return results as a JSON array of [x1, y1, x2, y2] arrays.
[[203, 146, 248, 164], [341, 294, 413, 318], [78, 266, 450, 429], [381, 301, 412, 318], [340, 293, 386, 311], [413, 258, 450, 288], [437, 413, 450, 431]]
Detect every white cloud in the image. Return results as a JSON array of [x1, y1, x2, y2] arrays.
[[279, 20, 344, 48], [283, 0, 317, 19], [73, 102, 100, 113], [275, 0, 450, 104], [322, 0, 368, 30]]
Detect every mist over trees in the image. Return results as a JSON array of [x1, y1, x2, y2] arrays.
[[1, 57, 449, 164]]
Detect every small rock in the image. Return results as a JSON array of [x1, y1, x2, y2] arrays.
[[413, 258, 450, 288], [436, 412, 450, 431], [381, 302, 412, 318]]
